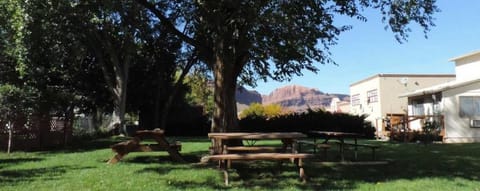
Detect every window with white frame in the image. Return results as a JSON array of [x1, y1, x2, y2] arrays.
[[367, 89, 378, 103], [459, 96, 480, 117], [412, 100, 425, 116], [351, 94, 360, 106]]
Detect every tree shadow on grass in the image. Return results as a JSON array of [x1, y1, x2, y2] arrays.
[[42, 136, 210, 154], [136, 158, 318, 190], [119, 150, 207, 165], [60, 137, 129, 153], [123, 151, 357, 190], [0, 165, 94, 186], [126, 147, 229, 190], [122, 155, 180, 164], [166, 176, 226, 190], [33, 137, 127, 154], [300, 143, 480, 190], [164, 143, 480, 190], [0, 158, 44, 169], [135, 161, 227, 190], [225, 161, 320, 190]]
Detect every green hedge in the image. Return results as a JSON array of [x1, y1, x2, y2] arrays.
[[239, 109, 375, 138]]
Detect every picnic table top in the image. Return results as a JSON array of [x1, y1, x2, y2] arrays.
[[308, 131, 362, 137], [208, 132, 307, 140]]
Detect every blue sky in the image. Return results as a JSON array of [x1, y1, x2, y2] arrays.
[[249, 0, 480, 95]]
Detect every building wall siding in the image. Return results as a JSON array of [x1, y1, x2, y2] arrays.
[[442, 82, 480, 143], [455, 53, 480, 82], [350, 77, 380, 124]]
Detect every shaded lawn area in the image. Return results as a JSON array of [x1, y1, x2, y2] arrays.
[[1, 137, 480, 191]]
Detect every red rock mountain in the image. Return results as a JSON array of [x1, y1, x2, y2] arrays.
[[236, 85, 349, 112]]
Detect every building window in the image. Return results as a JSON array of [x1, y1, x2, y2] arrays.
[[412, 100, 425, 116], [351, 94, 360, 106], [367, 89, 378, 103], [459, 96, 480, 117]]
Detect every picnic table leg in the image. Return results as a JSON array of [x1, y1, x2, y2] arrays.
[[107, 154, 124, 164], [292, 140, 298, 153], [219, 159, 230, 186], [354, 138, 358, 161], [323, 146, 328, 160], [291, 140, 298, 163], [340, 138, 345, 162], [298, 158, 306, 183], [224, 169, 229, 186], [322, 137, 331, 156]]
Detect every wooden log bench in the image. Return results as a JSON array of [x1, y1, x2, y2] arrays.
[[342, 143, 380, 160], [200, 153, 315, 186], [107, 130, 184, 164]]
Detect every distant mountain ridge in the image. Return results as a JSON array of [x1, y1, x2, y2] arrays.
[[236, 85, 349, 112]]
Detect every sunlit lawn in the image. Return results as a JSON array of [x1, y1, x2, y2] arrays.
[[1, 136, 480, 191]]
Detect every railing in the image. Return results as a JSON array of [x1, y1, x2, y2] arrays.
[[387, 114, 444, 142]]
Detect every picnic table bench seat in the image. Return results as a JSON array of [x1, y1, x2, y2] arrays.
[[341, 142, 380, 160], [296, 140, 331, 153], [201, 153, 314, 162], [201, 153, 315, 185], [225, 146, 284, 153]]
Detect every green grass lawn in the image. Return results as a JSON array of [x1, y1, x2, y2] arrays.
[[1, 137, 480, 191]]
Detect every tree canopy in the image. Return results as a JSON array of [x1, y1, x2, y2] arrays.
[[0, 0, 189, 134], [138, 0, 439, 133], [0, 0, 439, 135]]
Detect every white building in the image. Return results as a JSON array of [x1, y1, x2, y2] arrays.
[[328, 97, 350, 113], [401, 50, 480, 143], [350, 74, 456, 137]]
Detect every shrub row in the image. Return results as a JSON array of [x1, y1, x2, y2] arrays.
[[239, 109, 376, 139]]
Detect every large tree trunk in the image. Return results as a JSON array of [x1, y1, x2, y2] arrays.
[[88, 29, 132, 136], [211, 56, 239, 133], [110, 80, 128, 135]]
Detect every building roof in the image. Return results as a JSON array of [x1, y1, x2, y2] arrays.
[[350, 74, 456, 87], [449, 50, 480, 62], [399, 78, 480, 98]]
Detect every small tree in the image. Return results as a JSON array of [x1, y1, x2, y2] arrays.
[[239, 103, 284, 119], [0, 84, 37, 153], [263, 104, 284, 119], [421, 120, 440, 144], [184, 69, 215, 117]]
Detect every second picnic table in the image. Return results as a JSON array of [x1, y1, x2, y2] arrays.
[[307, 131, 379, 161]]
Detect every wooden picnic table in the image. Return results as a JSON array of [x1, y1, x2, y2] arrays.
[[208, 132, 307, 154], [107, 129, 184, 164], [308, 131, 361, 161], [203, 132, 312, 185]]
